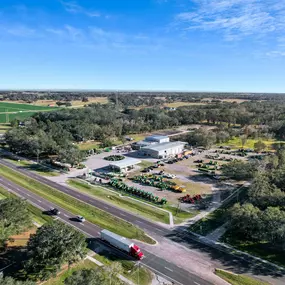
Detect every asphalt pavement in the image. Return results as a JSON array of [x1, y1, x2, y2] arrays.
[[1, 158, 284, 285], [0, 175, 212, 285]]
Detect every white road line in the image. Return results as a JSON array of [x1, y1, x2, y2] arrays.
[[164, 267, 173, 272], [194, 282, 201, 285], [37, 200, 42, 203], [136, 220, 144, 224], [63, 214, 69, 218], [26, 193, 31, 197], [103, 206, 109, 210], [54, 217, 59, 221], [120, 213, 126, 217]]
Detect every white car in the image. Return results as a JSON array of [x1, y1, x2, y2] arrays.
[[76, 215, 86, 222], [164, 173, 176, 179]]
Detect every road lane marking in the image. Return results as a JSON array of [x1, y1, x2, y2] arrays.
[[63, 214, 69, 218], [119, 213, 126, 217], [164, 267, 173, 272], [37, 200, 42, 203], [26, 193, 31, 197], [194, 282, 201, 285], [136, 220, 144, 224], [54, 217, 59, 221], [103, 206, 109, 210]]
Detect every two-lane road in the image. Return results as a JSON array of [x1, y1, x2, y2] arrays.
[[0, 175, 212, 285]]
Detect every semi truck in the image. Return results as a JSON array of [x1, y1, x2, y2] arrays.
[[100, 229, 144, 260]]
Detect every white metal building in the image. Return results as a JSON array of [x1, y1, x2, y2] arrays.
[[145, 135, 170, 144], [140, 141, 186, 159], [109, 157, 141, 172]]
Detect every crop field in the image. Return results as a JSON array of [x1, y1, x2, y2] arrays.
[[0, 102, 58, 123]]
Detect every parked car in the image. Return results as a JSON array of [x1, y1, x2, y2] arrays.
[[76, 215, 86, 222], [49, 208, 60, 215], [164, 173, 176, 179]]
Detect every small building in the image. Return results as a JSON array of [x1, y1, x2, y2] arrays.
[[140, 141, 186, 159], [109, 157, 141, 172], [145, 135, 170, 144]]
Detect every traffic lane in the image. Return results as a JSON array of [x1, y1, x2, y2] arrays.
[[0, 176, 211, 285], [0, 176, 102, 237], [0, 159, 169, 236], [144, 252, 212, 285]]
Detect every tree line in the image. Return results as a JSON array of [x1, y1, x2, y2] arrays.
[[225, 148, 285, 252]]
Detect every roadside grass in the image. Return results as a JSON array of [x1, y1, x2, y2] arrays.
[[165, 205, 199, 224], [3, 158, 59, 176], [67, 179, 170, 224], [215, 269, 269, 285], [189, 186, 248, 235], [0, 165, 155, 244], [218, 137, 285, 150], [77, 141, 100, 150], [44, 259, 99, 285], [0, 186, 53, 225], [94, 250, 153, 285], [222, 232, 285, 267]]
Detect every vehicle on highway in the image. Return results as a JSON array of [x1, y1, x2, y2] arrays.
[[164, 173, 176, 179], [100, 229, 144, 260], [49, 208, 60, 215], [76, 215, 85, 222]]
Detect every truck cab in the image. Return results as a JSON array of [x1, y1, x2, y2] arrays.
[[131, 244, 144, 260]]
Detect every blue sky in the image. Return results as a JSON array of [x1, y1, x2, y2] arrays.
[[0, 0, 284, 92]]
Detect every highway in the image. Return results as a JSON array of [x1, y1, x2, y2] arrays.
[[1, 158, 283, 285], [0, 174, 212, 285]]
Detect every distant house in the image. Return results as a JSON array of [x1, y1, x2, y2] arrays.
[[164, 107, 176, 111], [109, 157, 141, 172]]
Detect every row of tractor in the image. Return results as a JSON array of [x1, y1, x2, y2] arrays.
[[109, 178, 167, 204], [132, 174, 186, 193], [179, 194, 202, 203]]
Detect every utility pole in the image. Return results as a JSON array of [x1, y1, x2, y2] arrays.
[[137, 262, 140, 285]]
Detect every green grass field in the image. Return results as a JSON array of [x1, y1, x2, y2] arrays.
[[0, 102, 58, 123], [218, 137, 285, 150], [3, 158, 59, 177], [215, 269, 269, 285], [0, 165, 154, 244], [68, 179, 170, 224]]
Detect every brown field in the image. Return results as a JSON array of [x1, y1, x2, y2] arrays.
[[202, 98, 250, 103], [7, 227, 37, 247], [164, 102, 206, 108]]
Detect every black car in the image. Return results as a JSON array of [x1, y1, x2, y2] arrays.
[[50, 208, 60, 215]]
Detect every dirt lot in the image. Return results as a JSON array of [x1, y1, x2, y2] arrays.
[[7, 227, 37, 247]]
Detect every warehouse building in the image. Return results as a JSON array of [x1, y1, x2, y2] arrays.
[[145, 135, 170, 144], [132, 135, 170, 150], [140, 141, 186, 159], [109, 157, 141, 172]]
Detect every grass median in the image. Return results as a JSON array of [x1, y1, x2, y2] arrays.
[[68, 179, 170, 224], [0, 165, 155, 244], [215, 269, 269, 285]]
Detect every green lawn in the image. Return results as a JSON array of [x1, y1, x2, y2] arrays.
[[165, 205, 199, 224], [77, 141, 101, 150], [0, 102, 58, 123], [215, 269, 269, 285], [218, 137, 285, 150], [44, 259, 98, 285], [68, 179, 170, 224], [4, 158, 59, 177], [94, 251, 153, 285], [0, 165, 154, 244], [0, 186, 53, 225]]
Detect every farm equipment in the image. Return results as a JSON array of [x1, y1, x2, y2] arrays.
[[180, 194, 202, 203], [170, 185, 186, 193]]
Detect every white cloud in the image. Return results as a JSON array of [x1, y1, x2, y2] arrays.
[[175, 0, 285, 41], [266, 51, 285, 57], [0, 25, 35, 37], [61, 1, 101, 17]]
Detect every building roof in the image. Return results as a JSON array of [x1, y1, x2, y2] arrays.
[[109, 157, 141, 169], [135, 140, 155, 147], [145, 135, 169, 141], [141, 141, 186, 152]]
